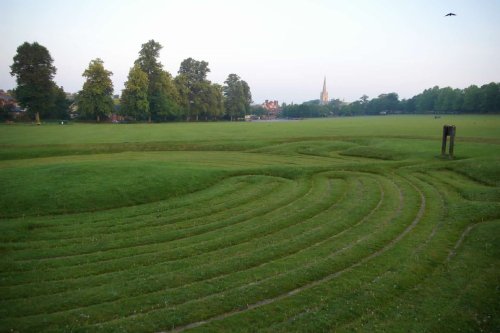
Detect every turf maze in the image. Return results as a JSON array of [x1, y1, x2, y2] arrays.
[[0, 138, 499, 332]]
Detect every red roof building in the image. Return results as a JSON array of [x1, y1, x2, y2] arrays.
[[262, 100, 281, 118]]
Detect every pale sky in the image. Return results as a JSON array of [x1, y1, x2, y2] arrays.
[[1, 0, 499, 103]]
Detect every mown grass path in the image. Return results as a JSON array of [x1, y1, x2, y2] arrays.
[[0, 116, 499, 332]]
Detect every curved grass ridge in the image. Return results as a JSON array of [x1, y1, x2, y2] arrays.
[[0, 118, 499, 332]]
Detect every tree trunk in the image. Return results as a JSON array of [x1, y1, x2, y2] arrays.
[[35, 112, 41, 125], [97, 115, 100, 122], [148, 115, 151, 123]]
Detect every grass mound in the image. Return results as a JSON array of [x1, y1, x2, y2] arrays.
[[0, 160, 224, 218]]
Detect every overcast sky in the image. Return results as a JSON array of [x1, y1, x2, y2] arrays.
[[1, 0, 499, 103]]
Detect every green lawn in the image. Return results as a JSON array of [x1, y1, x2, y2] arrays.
[[0, 115, 499, 332]]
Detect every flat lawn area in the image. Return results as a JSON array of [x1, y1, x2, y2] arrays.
[[0, 115, 499, 332]]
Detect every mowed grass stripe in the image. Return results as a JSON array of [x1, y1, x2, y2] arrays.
[[0, 173, 321, 286], [0, 176, 253, 255], [2, 175, 286, 251], [0, 173, 344, 302], [0, 178, 342, 308], [264, 174, 441, 331], [157, 174, 426, 332], [258, 175, 485, 333], [54, 174, 410, 330], [3, 172, 308, 256], [3, 176, 289, 265], [429, 170, 500, 202], [1, 176, 253, 242], [77, 174, 418, 332], [290, 169, 496, 330], [0, 176, 304, 284], [0, 174, 380, 322], [1, 170, 305, 241]]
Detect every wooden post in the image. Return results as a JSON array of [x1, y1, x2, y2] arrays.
[[449, 125, 456, 157], [441, 126, 448, 155], [441, 125, 456, 158]]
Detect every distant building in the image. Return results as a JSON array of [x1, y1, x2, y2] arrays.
[[320, 77, 329, 105], [261, 100, 281, 118], [0, 90, 25, 119], [110, 113, 125, 123]]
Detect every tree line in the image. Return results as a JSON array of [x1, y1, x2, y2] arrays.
[[8, 41, 500, 122], [8, 41, 252, 122], [281, 100, 343, 118], [283, 83, 500, 118]]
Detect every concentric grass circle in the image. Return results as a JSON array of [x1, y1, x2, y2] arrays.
[[0, 118, 499, 332]]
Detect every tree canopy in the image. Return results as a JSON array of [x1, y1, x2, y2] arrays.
[[120, 65, 149, 120], [129, 40, 185, 121], [134, 40, 163, 78], [116, 42, 237, 122], [176, 58, 212, 121], [77, 58, 114, 122], [223, 74, 252, 121], [10, 42, 59, 122], [178, 58, 210, 86], [13, 40, 500, 123]]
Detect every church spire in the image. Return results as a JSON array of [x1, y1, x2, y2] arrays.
[[320, 76, 329, 105]]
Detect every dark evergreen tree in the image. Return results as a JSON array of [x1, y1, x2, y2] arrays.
[[10, 42, 57, 123]]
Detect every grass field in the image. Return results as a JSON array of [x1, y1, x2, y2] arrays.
[[0, 115, 499, 332]]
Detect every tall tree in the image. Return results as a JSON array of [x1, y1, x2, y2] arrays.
[[155, 71, 181, 121], [10, 42, 57, 123], [223, 74, 252, 121], [135, 40, 163, 78], [77, 58, 114, 122], [241, 80, 252, 114], [121, 64, 149, 120], [191, 81, 225, 121], [177, 58, 211, 121], [134, 40, 180, 121]]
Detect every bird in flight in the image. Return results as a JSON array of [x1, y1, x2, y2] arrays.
[[445, 13, 457, 17]]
